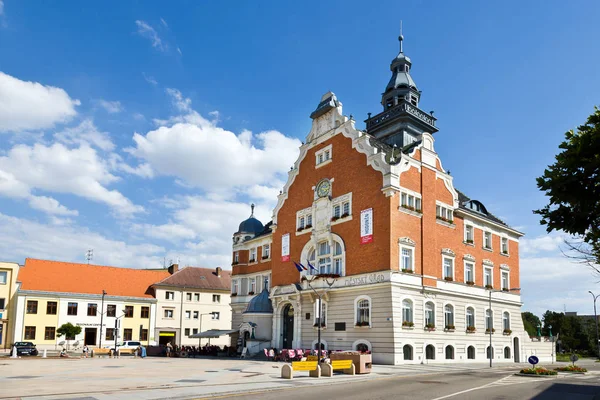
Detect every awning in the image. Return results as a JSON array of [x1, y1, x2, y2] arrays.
[[189, 329, 238, 338]]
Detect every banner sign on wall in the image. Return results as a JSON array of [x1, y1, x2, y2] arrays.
[[281, 233, 290, 261], [360, 208, 373, 244]]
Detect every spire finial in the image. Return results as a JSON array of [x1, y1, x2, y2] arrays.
[[250, 203, 255, 217], [399, 20, 404, 53]]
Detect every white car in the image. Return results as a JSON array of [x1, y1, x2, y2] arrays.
[[105, 341, 141, 351]]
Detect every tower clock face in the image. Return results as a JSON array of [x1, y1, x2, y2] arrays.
[[316, 180, 331, 198]]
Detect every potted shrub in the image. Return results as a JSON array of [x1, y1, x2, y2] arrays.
[[520, 367, 557, 376], [331, 216, 340, 221], [249, 258, 256, 263], [355, 321, 370, 327], [466, 281, 475, 286], [262, 255, 269, 260], [503, 329, 512, 335], [305, 224, 313, 229], [555, 365, 587, 373], [401, 268, 413, 273], [341, 212, 350, 218], [402, 321, 414, 328], [232, 261, 239, 266], [297, 227, 304, 232], [502, 250, 508, 255], [485, 284, 494, 289], [402, 204, 415, 212], [465, 239, 474, 244], [444, 276, 453, 282], [502, 287, 509, 292], [466, 325, 476, 333], [231, 293, 238, 297], [485, 328, 496, 334], [444, 324, 455, 332], [425, 323, 435, 331]]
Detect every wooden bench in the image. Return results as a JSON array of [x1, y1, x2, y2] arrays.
[[117, 348, 138, 358], [322, 359, 355, 377], [281, 361, 321, 379], [92, 348, 113, 358]]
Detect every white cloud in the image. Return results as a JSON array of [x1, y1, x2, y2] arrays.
[[133, 112, 145, 121], [54, 119, 115, 151], [520, 233, 569, 255], [97, 99, 123, 114], [135, 20, 165, 51], [160, 18, 168, 28], [28, 195, 78, 216], [0, 142, 143, 215], [142, 72, 158, 86], [0, 1, 4, 16], [177, 47, 182, 55], [0, 71, 80, 133]]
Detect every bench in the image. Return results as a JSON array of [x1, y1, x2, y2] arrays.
[[92, 348, 113, 358], [281, 361, 321, 379], [322, 359, 355, 377], [117, 348, 138, 358]]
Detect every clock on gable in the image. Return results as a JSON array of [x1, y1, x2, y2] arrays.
[[316, 179, 331, 198]]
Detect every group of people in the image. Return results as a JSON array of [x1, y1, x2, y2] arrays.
[[163, 342, 233, 357]]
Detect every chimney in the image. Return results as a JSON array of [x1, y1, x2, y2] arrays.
[[216, 267, 222, 277], [168, 263, 179, 275]]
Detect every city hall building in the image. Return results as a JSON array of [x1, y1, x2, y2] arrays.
[[230, 35, 529, 365]]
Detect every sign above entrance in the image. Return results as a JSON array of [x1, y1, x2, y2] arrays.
[[344, 273, 387, 287], [360, 209, 373, 244], [281, 233, 290, 262], [159, 332, 175, 337]]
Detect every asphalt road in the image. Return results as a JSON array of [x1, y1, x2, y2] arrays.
[[217, 367, 600, 400]]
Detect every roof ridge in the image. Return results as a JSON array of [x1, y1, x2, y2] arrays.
[[25, 257, 166, 272]]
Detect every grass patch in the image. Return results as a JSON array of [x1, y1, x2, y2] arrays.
[[555, 365, 587, 373], [556, 353, 581, 362], [520, 367, 557, 376]]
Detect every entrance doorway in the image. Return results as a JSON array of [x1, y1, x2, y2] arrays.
[[84, 328, 97, 346], [513, 337, 520, 362], [159, 332, 176, 345], [282, 304, 294, 348]]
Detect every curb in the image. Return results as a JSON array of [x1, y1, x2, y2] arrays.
[[514, 373, 559, 378]]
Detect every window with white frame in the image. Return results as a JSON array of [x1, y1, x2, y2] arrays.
[[331, 194, 352, 220], [263, 274, 270, 291], [314, 299, 326, 327], [483, 231, 492, 249], [234, 252, 239, 263], [402, 299, 413, 325], [0, 271, 7, 284], [484, 266, 493, 287], [342, 201, 350, 216], [501, 237, 509, 254], [185, 310, 191, 319], [306, 214, 312, 227], [401, 248, 413, 271], [486, 309, 493, 330], [165, 291, 174, 300], [194, 293, 200, 302], [212, 312, 220, 320], [356, 298, 370, 326], [315, 144, 332, 166], [400, 192, 422, 212], [333, 204, 341, 219], [297, 208, 313, 230], [466, 307, 475, 328], [298, 216, 305, 229], [193, 311, 199, 319], [465, 262, 474, 283], [232, 280, 239, 294], [164, 309, 173, 319], [249, 248, 257, 262], [333, 242, 343, 275], [444, 304, 454, 328], [186, 293, 192, 301], [436, 204, 453, 222], [443, 257, 454, 280], [249, 277, 256, 294], [501, 271, 509, 290], [262, 244, 270, 259], [503, 312, 510, 330], [306, 238, 345, 276], [213, 294, 221, 303], [465, 225, 474, 243], [425, 301, 435, 327], [318, 241, 331, 273]]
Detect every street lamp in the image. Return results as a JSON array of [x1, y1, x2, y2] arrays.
[[305, 273, 338, 363], [487, 287, 521, 368], [99, 290, 107, 349], [589, 291, 600, 360], [113, 312, 127, 354], [198, 312, 217, 350]]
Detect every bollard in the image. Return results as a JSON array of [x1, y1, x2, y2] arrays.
[[10, 346, 18, 359], [42, 349, 47, 358]]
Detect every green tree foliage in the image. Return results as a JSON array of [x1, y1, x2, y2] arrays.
[[534, 107, 600, 265], [522, 311, 541, 337], [541, 311, 597, 356], [56, 322, 82, 349]]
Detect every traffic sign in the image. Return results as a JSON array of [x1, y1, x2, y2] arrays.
[[528, 355, 539, 366], [570, 354, 579, 363]]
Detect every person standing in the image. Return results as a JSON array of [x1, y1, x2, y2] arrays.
[[166, 341, 173, 358], [82, 345, 89, 358]]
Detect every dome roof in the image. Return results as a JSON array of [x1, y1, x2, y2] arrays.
[[386, 70, 417, 92], [243, 287, 273, 314], [236, 204, 264, 235]]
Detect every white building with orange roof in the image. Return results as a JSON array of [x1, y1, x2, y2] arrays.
[[12, 258, 172, 350]]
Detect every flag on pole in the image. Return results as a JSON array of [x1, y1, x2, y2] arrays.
[[307, 260, 318, 272], [293, 261, 304, 272]]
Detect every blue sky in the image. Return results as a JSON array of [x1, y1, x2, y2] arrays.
[[1, 1, 599, 317]]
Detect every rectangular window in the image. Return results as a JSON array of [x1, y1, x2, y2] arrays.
[[484, 232, 492, 249], [465, 262, 474, 283], [0, 298, 5, 310], [193, 311, 199, 319], [192, 328, 198, 335], [264, 275, 270, 291], [502, 272, 509, 290], [342, 201, 350, 216], [194, 293, 200, 302], [140, 329, 148, 341], [106, 328, 115, 341], [124, 306, 134, 318], [0, 271, 7, 284], [186, 293, 192, 301], [465, 225, 474, 243], [401, 248, 413, 271], [26, 300, 38, 314], [306, 214, 312, 227], [443, 258, 454, 280], [335, 322, 346, 331], [165, 291, 175, 300], [185, 328, 190, 337], [249, 278, 256, 293], [262, 244, 270, 259], [141, 306, 149, 319], [185, 310, 191, 319], [234, 252, 239, 263], [107, 304, 116, 317], [123, 329, 132, 341], [436, 204, 453, 222], [24, 326, 36, 340], [44, 326, 56, 340], [213, 294, 221, 303], [249, 248, 256, 262], [67, 302, 78, 315], [299, 216, 305, 229], [316, 145, 333, 166], [333, 204, 341, 218], [212, 312, 220, 320], [232, 280, 239, 294], [46, 301, 57, 315], [164, 309, 173, 319], [87, 303, 97, 316], [484, 267, 493, 287], [501, 238, 509, 254], [401, 192, 422, 212]]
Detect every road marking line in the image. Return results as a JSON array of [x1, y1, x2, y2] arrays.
[[429, 375, 533, 400]]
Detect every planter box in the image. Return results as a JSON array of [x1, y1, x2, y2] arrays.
[[330, 352, 372, 374]]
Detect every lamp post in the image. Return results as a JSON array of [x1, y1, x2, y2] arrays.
[[99, 290, 106, 349], [305, 273, 338, 363], [589, 291, 600, 360], [114, 313, 127, 354], [198, 312, 216, 350], [487, 287, 521, 368]]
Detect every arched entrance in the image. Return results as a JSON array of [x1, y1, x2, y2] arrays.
[[513, 337, 520, 362], [282, 304, 294, 349]]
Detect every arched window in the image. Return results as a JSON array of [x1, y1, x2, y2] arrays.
[[425, 302, 435, 328], [403, 344, 413, 360], [305, 238, 345, 276], [356, 298, 370, 327], [467, 346, 475, 359], [333, 242, 343, 275], [486, 309, 493, 331], [487, 346, 494, 359], [504, 346, 511, 359], [356, 342, 369, 353], [444, 304, 454, 328], [503, 312, 510, 331], [318, 241, 331, 274], [402, 299, 413, 325], [425, 344, 435, 360], [445, 345, 454, 360], [466, 307, 475, 328], [314, 300, 326, 327]]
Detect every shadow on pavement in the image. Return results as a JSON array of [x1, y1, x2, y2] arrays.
[[531, 382, 600, 399]]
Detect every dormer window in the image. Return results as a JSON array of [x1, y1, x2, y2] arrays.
[[315, 145, 333, 168]]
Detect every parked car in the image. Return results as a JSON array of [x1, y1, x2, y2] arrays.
[[10, 342, 38, 356], [104, 341, 141, 351]]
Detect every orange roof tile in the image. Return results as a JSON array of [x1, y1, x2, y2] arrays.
[[19, 258, 170, 299]]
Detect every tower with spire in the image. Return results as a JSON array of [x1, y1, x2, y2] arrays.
[[365, 25, 438, 148]]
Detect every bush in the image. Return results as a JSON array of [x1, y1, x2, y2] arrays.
[[555, 365, 587, 373], [520, 367, 557, 375]]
